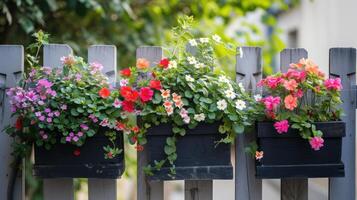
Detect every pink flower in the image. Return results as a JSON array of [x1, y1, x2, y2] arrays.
[[89, 114, 98, 122], [285, 69, 306, 82], [66, 136, 71, 142], [261, 96, 281, 111], [80, 124, 89, 130], [294, 89, 304, 98], [100, 118, 110, 127], [274, 120, 289, 134], [54, 111, 60, 117], [113, 98, 122, 108], [60, 104, 67, 110], [42, 134, 48, 140], [72, 136, 79, 142], [37, 79, 53, 89], [139, 87, 154, 102], [39, 116, 45, 121], [283, 79, 298, 91], [324, 78, 342, 91], [77, 132, 84, 137], [310, 136, 324, 150], [284, 95, 298, 111], [258, 76, 283, 89], [89, 62, 103, 75]]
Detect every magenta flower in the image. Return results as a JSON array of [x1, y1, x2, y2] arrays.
[[113, 98, 122, 108], [39, 116, 45, 121], [310, 137, 324, 150], [54, 111, 60, 117], [25, 91, 38, 101], [80, 124, 89, 130], [46, 118, 52, 123], [45, 108, 51, 113], [72, 136, 79, 142], [66, 136, 71, 142], [69, 132, 74, 137], [324, 78, 342, 91], [89, 114, 98, 123], [37, 79, 53, 89], [99, 118, 109, 127], [274, 120, 289, 134], [258, 76, 283, 89], [35, 112, 42, 117], [262, 96, 281, 111]]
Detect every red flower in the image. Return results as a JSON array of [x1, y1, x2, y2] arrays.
[[15, 117, 23, 131], [73, 149, 81, 157], [159, 58, 170, 69], [122, 100, 135, 112], [120, 68, 131, 77], [99, 87, 111, 98], [116, 121, 126, 130], [107, 152, 113, 159], [120, 86, 139, 102], [139, 87, 154, 102], [149, 80, 162, 90], [130, 136, 137, 143], [132, 126, 140, 133], [135, 144, 144, 151]]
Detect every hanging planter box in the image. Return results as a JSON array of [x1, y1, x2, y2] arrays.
[[33, 130, 125, 179], [145, 122, 233, 181], [256, 121, 345, 179]]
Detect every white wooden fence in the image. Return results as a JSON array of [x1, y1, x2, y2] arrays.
[[0, 44, 355, 200]]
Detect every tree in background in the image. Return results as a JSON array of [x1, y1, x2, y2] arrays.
[[0, 0, 297, 199]]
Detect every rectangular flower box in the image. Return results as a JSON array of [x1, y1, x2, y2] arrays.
[[145, 122, 233, 181], [33, 131, 124, 179], [256, 121, 345, 179]]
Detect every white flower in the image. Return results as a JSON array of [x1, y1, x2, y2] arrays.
[[168, 60, 177, 68], [254, 94, 262, 101], [119, 79, 128, 86], [224, 89, 236, 99], [185, 75, 194, 82], [194, 113, 206, 122], [217, 99, 227, 110], [218, 75, 230, 83], [212, 34, 221, 43], [187, 56, 197, 65], [235, 99, 246, 110], [194, 62, 205, 69], [199, 38, 209, 43], [189, 39, 198, 46], [238, 82, 245, 92]]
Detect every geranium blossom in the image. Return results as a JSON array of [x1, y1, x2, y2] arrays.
[[120, 86, 139, 102], [99, 87, 111, 98], [149, 80, 161, 90], [120, 68, 131, 77], [284, 95, 298, 110], [310, 137, 324, 150], [261, 96, 280, 111], [274, 120, 289, 134], [159, 58, 170, 69], [122, 100, 135, 112], [139, 87, 154, 102]]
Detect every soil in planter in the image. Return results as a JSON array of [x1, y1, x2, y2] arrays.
[[256, 121, 345, 179], [145, 122, 233, 181], [33, 130, 125, 179]]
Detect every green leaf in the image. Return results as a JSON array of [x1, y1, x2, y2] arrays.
[[184, 90, 193, 98], [208, 113, 216, 119], [164, 145, 176, 155], [178, 128, 186, 136], [233, 124, 244, 134], [70, 108, 79, 116]]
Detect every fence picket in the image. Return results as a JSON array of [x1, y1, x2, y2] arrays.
[[88, 45, 118, 200], [43, 44, 74, 200], [0, 45, 24, 200], [279, 48, 308, 200], [185, 180, 212, 200], [235, 46, 262, 200], [328, 48, 356, 200], [136, 46, 164, 200]]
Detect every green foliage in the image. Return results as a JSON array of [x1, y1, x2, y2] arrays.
[[1, 0, 291, 75]]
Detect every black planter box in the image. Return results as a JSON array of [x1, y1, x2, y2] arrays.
[[256, 121, 345, 179], [146, 122, 233, 181], [33, 130, 125, 179]]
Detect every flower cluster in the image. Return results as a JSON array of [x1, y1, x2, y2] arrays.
[[120, 35, 259, 177], [257, 58, 343, 153], [5, 56, 138, 159]]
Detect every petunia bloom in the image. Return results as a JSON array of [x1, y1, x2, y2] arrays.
[[274, 120, 289, 134], [283, 79, 298, 91], [324, 78, 342, 91], [261, 96, 280, 111]]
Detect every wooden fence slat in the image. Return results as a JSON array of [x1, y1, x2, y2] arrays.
[[184, 43, 213, 200], [43, 44, 74, 200], [88, 45, 118, 200], [280, 48, 308, 200], [136, 46, 164, 200], [185, 180, 212, 200], [235, 47, 262, 200], [0, 45, 24, 200], [328, 48, 356, 200]]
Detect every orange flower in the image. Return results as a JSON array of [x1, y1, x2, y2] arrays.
[[283, 79, 298, 91], [160, 89, 170, 99], [172, 93, 181, 103], [136, 58, 150, 70], [284, 95, 298, 110], [99, 87, 111, 98], [163, 100, 172, 108], [175, 100, 183, 108], [255, 151, 264, 160], [165, 106, 173, 115]]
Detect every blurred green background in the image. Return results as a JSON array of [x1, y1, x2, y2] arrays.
[[0, 0, 297, 199]]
